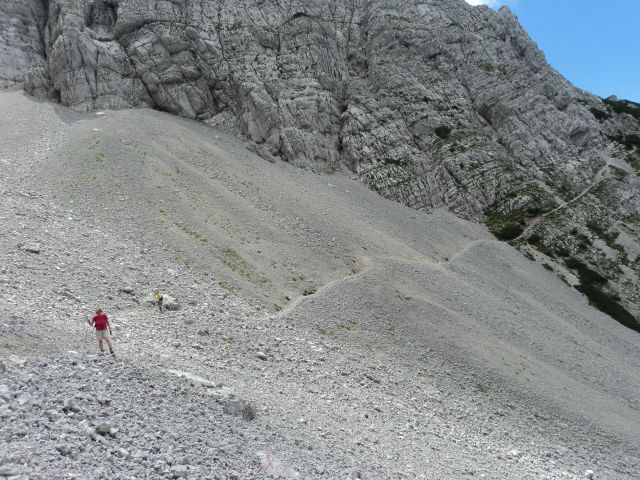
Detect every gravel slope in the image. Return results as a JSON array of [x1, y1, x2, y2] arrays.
[[1, 91, 639, 479]]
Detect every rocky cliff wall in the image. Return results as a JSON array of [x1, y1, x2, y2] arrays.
[[0, 0, 48, 88]]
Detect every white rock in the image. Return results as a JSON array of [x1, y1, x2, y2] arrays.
[[22, 243, 41, 254], [118, 448, 131, 459], [163, 294, 180, 311], [96, 422, 113, 435], [63, 398, 80, 413], [170, 465, 189, 478]]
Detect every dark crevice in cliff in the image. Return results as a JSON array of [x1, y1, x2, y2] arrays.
[[86, 0, 118, 29], [34, 0, 49, 58]]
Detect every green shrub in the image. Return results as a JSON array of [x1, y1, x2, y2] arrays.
[[575, 283, 640, 333], [475, 384, 492, 393], [218, 281, 236, 292], [626, 152, 640, 172], [609, 165, 629, 179], [495, 222, 523, 240], [486, 185, 559, 242], [586, 220, 606, 236], [528, 233, 542, 245], [603, 98, 640, 120], [564, 257, 607, 284], [574, 233, 592, 245], [435, 125, 451, 139], [302, 287, 317, 296], [586, 220, 620, 246], [564, 256, 639, 332], [627, 133, 640, 147], [525, 232, 556, 257], [486, 210, 524, 240], [610, 133, 640, 150], [590, 107, 610, 120], [480, 62, 495, 73]]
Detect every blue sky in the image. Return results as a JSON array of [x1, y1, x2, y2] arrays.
[[466, 0, 640, 102]]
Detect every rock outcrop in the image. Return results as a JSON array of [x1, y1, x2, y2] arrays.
[[0, 0, 48, 89], [2, 0, 640, 324]]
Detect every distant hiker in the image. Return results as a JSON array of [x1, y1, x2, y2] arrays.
[[154, 290, 164, 312], [88, 308, 115, 356]]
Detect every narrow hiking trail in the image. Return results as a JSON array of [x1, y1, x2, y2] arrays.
[[516, 162, 612, 241]]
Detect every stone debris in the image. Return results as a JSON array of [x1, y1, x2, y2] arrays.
[[222, 398, 257, 421], [162, 294, 180, 311], [258, 452, 300, 478], [170, 465, 189, 478], [256, 351, 268, 361], [63, 398, 80, 413], [22, 243, 41, 254]]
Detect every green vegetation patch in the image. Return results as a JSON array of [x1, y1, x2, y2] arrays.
[[603, 97, 640, 121], [475, 384, 493, 394], [526, 232, 559, 258], [609, 165, 628, 180], [480, 62, 495, 73], [218, 281, 236, 293], [575, 283, 639, 332], [486, 210, 525, 241], [625, 152, 640, 172], [434, 125, 451, 139], [586, 220, 622, 250], [590, 107, 610, 121], [609, 133, 640, 150], [564, 257, 639, 332], [173, 221, 208, 244], [336, 320, 357, 331], [302, 286, 317, 296], [486, 186, 558, 241], [219, 246, 269, 285]]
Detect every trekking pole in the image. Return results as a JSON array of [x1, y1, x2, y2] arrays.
[[82, 318, 91, 352]]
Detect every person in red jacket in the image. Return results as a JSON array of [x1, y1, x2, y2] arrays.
[[88, 308, 115, 356]]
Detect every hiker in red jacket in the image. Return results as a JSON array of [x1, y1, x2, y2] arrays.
[[88, 308, 115, 356]]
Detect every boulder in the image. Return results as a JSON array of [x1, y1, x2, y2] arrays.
[[163, 294, 180, 311]]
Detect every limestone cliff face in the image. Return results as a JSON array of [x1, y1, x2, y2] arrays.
[[3, 0, 640, 325], [0, 0, 48, 89]]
